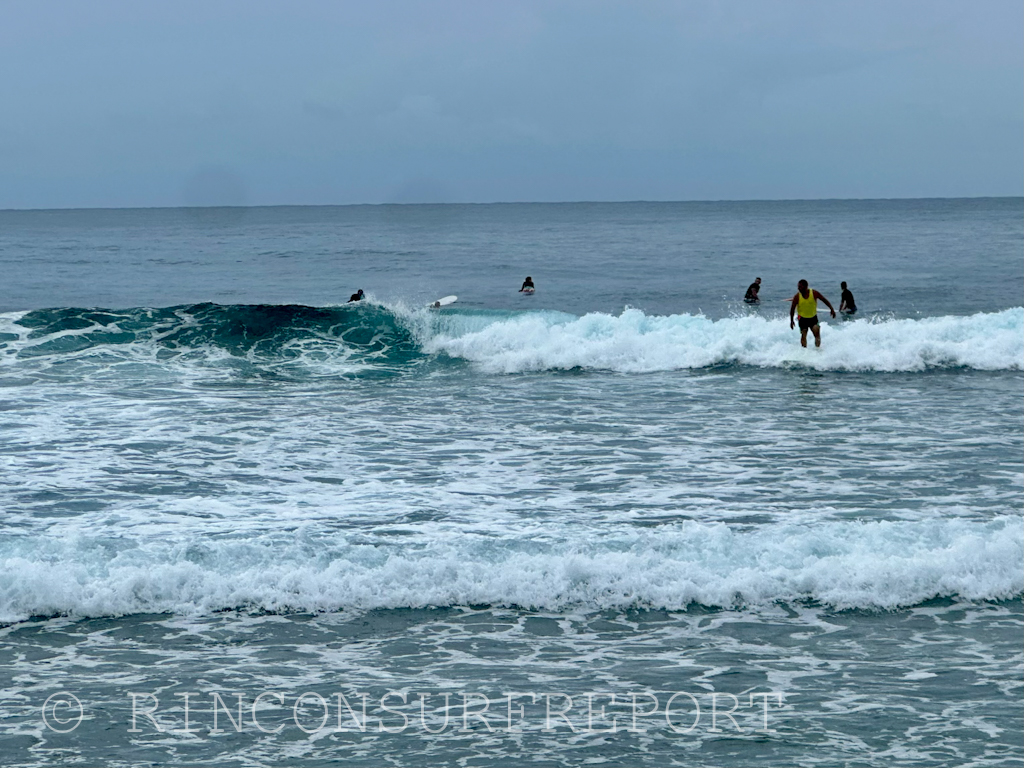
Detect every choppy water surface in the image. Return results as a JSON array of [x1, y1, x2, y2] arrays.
[[0, 199, 1021, 766]]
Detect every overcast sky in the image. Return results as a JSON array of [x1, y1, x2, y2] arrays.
[[1, 0, 1021, 208]]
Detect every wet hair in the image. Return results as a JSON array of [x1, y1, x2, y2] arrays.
[[798, 279, 808, 289]]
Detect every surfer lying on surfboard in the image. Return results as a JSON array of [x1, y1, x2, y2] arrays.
[[519, 276, 535, 293]]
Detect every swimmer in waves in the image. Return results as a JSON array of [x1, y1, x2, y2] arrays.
[[744, 277, 761, 304], [839, 281, 857, 316]]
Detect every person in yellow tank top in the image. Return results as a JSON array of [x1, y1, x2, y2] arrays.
[[789, 279, 836, 348]]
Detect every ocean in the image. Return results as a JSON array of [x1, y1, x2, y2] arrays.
[[1, 199, 1021, 767]]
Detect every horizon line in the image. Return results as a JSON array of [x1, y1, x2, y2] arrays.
[[2, 194, 1021, 214]]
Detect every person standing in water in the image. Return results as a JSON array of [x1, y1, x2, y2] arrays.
[[839, 281, 857, 315], [789, 279, 836, 348], [519, 276, 535, 292], [744, 277, 762, 304]]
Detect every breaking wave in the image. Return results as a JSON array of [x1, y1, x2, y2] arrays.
[[1, 303, 1021, 376], [426, 307, 1024, 373], [1, 516, 1021, 624]]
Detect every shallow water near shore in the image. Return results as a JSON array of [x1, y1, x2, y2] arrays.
[[3, 601, 1022, 766]]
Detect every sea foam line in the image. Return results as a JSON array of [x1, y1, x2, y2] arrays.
[[1, 516, 1020, 623]]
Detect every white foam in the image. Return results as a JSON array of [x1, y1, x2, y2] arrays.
[[1, 516, 1020, 623], [422, 308, 1024, 373]]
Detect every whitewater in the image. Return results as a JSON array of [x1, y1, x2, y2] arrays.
[[425, 305, 1024, 372], [3, 515, 1021, 624]]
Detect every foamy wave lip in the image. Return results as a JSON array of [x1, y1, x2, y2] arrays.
[[1, 517, 1020, 623], [423, 308, 1024, 373]]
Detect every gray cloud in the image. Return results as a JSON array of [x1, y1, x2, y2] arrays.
[[0, 0, 1020, 208]]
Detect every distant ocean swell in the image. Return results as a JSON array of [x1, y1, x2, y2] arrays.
[[1, 516, 1020, 624], [2, 304, 1021, 374]]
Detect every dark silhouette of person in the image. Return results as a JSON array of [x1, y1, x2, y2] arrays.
[[744, 277, 762, 304], [839, 282, 857, 315]]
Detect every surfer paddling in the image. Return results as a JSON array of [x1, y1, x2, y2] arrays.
[[348, 289, 364, 303], [519, 276, 535, 293], [789, 279, 836, 348]]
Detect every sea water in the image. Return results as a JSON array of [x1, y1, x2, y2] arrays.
[[0, 199, 1021, 766]]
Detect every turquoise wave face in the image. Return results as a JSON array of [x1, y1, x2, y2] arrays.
[[4, 303, 426, 375]]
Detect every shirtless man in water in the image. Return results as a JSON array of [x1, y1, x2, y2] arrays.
[[789, 279, 836, 348]]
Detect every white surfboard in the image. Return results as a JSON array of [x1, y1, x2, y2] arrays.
[[520, 287, 535, 295], [428, 295, 457, 309]]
